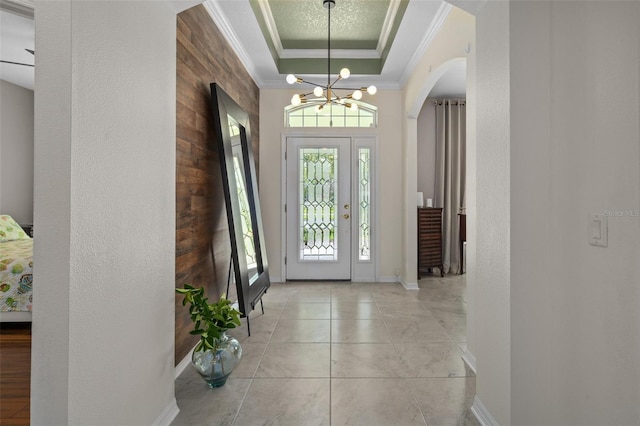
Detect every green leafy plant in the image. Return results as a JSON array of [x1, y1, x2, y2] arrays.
[[176, 284, 241, 352]]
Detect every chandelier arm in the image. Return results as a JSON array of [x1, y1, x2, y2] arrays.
[[298, 80, 326, 88], [329, 76, 342, 87], [330, 87, 364, 91]]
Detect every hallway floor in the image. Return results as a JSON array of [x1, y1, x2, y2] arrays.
[[173, 275, 477, 425]]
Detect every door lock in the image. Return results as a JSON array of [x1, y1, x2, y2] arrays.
[[343, 214, 350, 219]]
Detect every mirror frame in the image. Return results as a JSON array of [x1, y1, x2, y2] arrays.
[[210, 83, 270, 316]]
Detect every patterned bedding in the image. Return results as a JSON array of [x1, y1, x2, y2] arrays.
[[1, 239, 33, 312], [0, 215, 33, 313]]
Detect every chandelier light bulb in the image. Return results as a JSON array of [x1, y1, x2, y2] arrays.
[[340, 68, 350, 79], [291, 94, 302, 106], [286, 74, 297, 84], [350, 103, 358, 111], [313, 86, 324, 97], [352, 90, 363, 100], [367, 85, 377, 95]]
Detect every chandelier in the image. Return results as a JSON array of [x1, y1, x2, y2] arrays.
[[286, 0, 377, 112]]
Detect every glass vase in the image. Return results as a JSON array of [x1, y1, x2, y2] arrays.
[[191, 332, 242, 388]]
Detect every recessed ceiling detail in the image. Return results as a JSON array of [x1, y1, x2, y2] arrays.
[[250, 0, 408, 76]]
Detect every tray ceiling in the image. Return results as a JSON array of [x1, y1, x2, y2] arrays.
[[207, 0, 459, 89], [249, 0, 408, 76]]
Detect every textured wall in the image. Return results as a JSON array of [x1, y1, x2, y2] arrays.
[[474, 2, 513, 423], [175, 5, 260, 364], [512, 3, 640, 424], [32, 1, 178, 424]]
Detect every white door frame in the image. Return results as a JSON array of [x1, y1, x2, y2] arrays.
[[281, 130, 379, 281], [285, 136, 351, 280]]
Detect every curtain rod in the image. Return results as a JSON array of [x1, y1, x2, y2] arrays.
[[433, 100, 466, 106]]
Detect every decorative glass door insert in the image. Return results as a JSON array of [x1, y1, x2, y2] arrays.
[[358, 148, 371, 261], [286, 137, 351, 280], [299, 148, 339, 261]]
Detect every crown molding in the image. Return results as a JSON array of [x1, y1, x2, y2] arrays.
[[260, 77, 401, 90], [375, 0, 402, 55], [279, 48, 380, 60], [202, 0, 263, 87], [397, 1, 452, 88], [256, 0, 284, 56]]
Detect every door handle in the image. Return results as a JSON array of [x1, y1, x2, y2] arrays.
[[343, 214, 350, 219]]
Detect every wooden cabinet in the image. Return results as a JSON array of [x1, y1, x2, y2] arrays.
[[417, 208, 444, 278]]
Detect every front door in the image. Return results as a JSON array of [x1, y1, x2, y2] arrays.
[[286, 137, 351, 280]]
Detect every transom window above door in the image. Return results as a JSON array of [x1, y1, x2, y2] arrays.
[[285, 102, 377, 128]]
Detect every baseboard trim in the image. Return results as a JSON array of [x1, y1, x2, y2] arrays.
[[401, 280, 419, 290], [269, 275, 283, 283], [175, 343, 197, 379], [152, 398, 180, 426], [470, 396, 499, 426], [352, 277, 376, 282], [378, 275, 418, 290], [461, 348, 477, 375]]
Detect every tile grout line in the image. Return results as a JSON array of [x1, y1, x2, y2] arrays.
[[329, 284, 334, 425], [195, 279, 473, 425], [231, 284, 288, 425], [376, 285, 440, 426]]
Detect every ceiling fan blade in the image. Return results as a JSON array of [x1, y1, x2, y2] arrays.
[[0, 60, 34, 67], [25, 49, 35, 55]]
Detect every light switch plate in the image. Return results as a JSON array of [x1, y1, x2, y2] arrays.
[[589, 213, 608, 247]]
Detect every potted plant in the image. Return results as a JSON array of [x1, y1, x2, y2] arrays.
[[176, 284, 243, 388]]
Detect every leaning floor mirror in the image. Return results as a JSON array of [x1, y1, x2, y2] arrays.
[[210, 83, 270, 322]]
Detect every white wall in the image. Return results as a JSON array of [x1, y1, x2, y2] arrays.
[[259, 89, 403, 282], [516, 2, 640, 424], [473, 1, 640, 424], [416, 99, 436, 201], [32, 1, 178, 424], [509, 2, 552, 422], [474, 2, 512, 423], [0, 79, 34, 224]]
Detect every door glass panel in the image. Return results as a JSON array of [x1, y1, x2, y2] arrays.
[[358, 148, 371, 260], [299, 147, 338, 261]]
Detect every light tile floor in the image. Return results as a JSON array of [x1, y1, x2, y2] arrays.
[[173, 274, 478, 426]]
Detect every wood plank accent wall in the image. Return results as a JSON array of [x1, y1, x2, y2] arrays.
[[175, 5, 260, 364]]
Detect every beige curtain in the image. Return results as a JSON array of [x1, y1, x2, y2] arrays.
[[434, 100, 466, 274]]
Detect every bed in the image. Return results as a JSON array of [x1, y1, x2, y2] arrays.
[[0, 215, 33, 322]]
